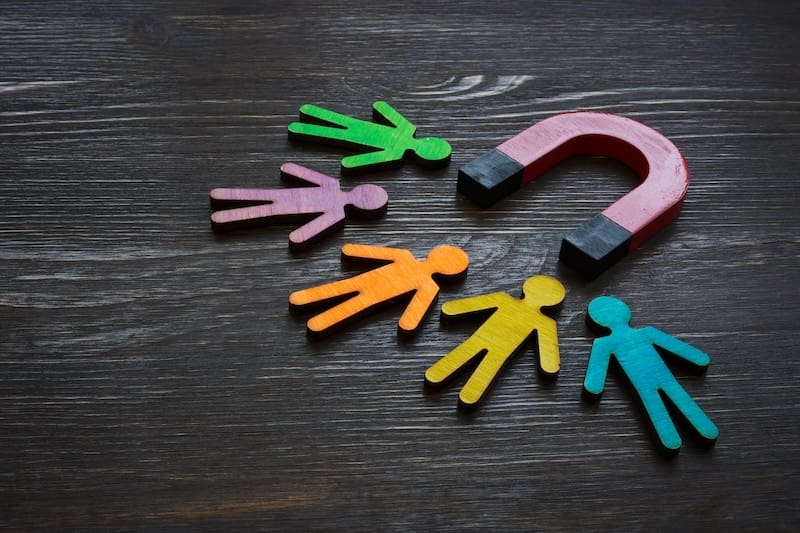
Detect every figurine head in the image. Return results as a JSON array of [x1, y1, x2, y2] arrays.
[[412, 136, 452, 164], [522, 275, 565, 309], [426, 245, 469, 279], [348, 184, 389, 214], [587, 296, 632, 333]]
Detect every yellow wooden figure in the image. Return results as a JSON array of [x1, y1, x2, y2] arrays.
[[425, 275, 565, 408]]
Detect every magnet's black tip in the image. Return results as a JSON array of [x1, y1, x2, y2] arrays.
[[559, 214, 632, 279], [457, 149, 524, 208]]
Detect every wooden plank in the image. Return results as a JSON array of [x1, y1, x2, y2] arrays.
[[0, 0, 798, 530]]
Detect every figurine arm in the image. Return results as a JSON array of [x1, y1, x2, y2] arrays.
[[297, 104, 358, 128], [441, 293, 507, 319], [397, 280, 439, 334], [372, 101, 415, 132], [280, 162, 337, 188], [583, 338, 613, 397], [209, 188, 277, 211], [535, 316, 561, 376], [646, 326, 711, 367], [341, 243, 414, 264]]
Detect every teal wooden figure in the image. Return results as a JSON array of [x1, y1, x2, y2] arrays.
[[288, 101, 452, 175], [583, 296, 719, 453]]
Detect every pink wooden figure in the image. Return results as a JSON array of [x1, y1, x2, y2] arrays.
[[210, 163, 388, 250]]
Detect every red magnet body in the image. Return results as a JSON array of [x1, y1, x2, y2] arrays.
[[457, 112, 690, 279]]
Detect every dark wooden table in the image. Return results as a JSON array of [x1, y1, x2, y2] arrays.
[[2, 1, 798, 530]]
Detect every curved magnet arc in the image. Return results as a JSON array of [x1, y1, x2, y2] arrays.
[[457, 111, 690, 279]]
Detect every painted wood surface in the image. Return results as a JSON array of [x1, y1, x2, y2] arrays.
[[210, 162, 388, 249], [289, 244, 469, 337], [425, 275, 565, 408], [458, 112, 689, 278], [288, 101, 452, 175], [584, 296, 719, 454], [1, 0, 798, 530]]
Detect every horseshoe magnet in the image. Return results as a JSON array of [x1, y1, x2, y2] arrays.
[[457, 112, 689, 279]]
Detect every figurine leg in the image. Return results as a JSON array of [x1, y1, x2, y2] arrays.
[[662, 380, 719, 442], [459, 348, 510, 407], [306, 294, 370, 336], [211, 204, 275, 229], [425, 338, 486, 387], [288, 122, 353, 144], [638, 389, 683, 451], [289, 279, 355, 308]]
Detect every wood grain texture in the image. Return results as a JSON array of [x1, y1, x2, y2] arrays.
[[1, 0, 799, 530]]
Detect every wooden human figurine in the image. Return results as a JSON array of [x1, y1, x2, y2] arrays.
[[289, 244, 469, 337], [425, 275, 565, 408], [583, 296, 719, 453], [288, 101, 452, 175], [209, 163, 388, 250]]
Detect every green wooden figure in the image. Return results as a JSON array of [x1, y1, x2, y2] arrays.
[[583, 296, 719, 453], [288, 101, 452, 175]]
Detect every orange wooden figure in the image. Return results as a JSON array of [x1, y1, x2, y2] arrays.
[[289, 244, 469, 337]]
